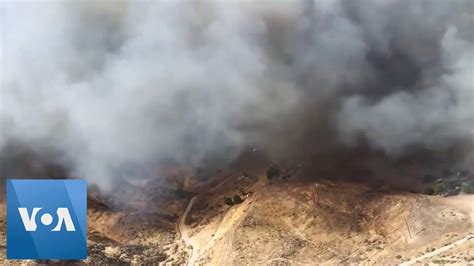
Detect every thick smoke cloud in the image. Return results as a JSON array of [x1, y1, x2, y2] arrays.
[[1, 0, 473, 188]]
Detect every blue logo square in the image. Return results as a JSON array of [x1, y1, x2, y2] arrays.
[[7, 179, 87, 260]]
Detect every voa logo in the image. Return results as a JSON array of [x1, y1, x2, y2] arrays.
[[18, 207, 76, 231], [7, 179, 87, 260]]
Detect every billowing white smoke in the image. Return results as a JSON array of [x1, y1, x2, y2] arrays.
[[1, 0, 473, 188], [337, 6, 474, 157]]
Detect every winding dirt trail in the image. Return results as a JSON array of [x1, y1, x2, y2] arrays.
[[179, 193, 258, 266], [178, 171, 262, 266], [178, 174, 239, 265], [400, 234, 474, 265], [201, 193, 257, 265], [179, 196, 199, 266]]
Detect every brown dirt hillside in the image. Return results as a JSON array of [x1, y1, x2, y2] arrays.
[[0, 168, 472, 265]]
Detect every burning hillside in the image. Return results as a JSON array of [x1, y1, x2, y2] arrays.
[[0, 0, 473, 265], [2, 159, 473, 264]]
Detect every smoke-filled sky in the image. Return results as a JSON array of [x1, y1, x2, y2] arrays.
[[1, 0, 473, 188]]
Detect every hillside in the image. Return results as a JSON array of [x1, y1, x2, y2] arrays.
[[1, 165, 472, 265]]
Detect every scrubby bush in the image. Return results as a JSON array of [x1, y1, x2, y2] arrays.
[[224, 194, 244, 206], [434, 183, 448, 195], [266, 165, 280, 179], [232, 194, 243, 204], [462, 181, 474, 194], [445, 179, 459, 190], [224, 197, 233, 206], [423, 187, 435, 195]]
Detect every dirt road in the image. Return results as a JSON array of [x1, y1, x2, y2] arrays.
[[179, 196, 199, 266], [178, 171, 262, 266], [400, 234, 474, 265]]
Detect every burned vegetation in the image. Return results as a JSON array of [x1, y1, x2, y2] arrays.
[[421, 170, 474, 196]]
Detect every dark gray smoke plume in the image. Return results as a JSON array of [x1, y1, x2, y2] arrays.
[[1, 0, 473, 188]]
